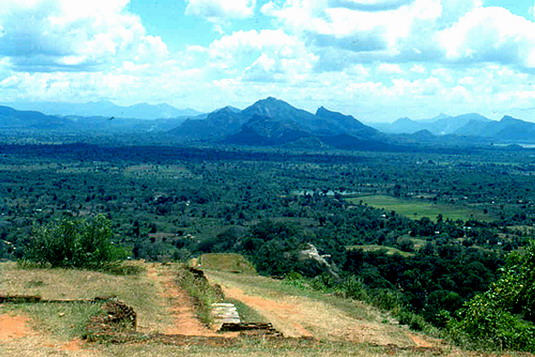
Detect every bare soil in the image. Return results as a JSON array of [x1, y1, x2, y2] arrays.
[[0, 313, 95, 356], [222, 286, 313, 338], [0, 314, 34, 340], [207, 271, 442, 350], [145, 264, 233, 337]]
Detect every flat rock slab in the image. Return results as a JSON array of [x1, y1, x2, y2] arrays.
[[211, 303, 241, 329]]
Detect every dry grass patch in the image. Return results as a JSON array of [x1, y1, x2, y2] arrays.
[[0, 262, 172, 334], [198, 254, 257, 275], [205, 270, 434, 348]]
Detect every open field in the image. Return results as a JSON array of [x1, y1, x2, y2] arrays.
[[347, 245, 415, 257], [349, 195, 494, 222], [197, 253, 257, 275]]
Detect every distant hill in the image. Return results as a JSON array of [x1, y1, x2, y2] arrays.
[[371, 113, 491, 135], [315, 106, 379, 138], [170, 106, 249, 140], [224, 115, 311, 146], [3, 97, 534, 146], [2, 101, 201, 120], [455, 115, 535, 141], [170, 97, 387, 149], [0, 106, 73, 129], [0, 105, 189, 133]]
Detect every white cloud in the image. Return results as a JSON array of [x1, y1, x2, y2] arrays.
[[0, 0, 168, 72], [185, 0, 256, 21], [438, 6, 535, 68], [192, 29, 318, 82], [2, 0, 535, 123], [260, 0, 535, 70], [410, 64, 426, 73], [328, 0, 414, 12], [377, 63, 403, 74]]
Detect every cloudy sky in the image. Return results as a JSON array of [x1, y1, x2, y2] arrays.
[[1, 0, 535, 122]]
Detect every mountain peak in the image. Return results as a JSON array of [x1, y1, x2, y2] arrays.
[[501, 115, 519, 123], [252, 97, 289, 107], [432, 113, 450, 121], [316, 106, 344, 117], [215, 106, 240, 114], [244, 97, 302, 119], [394, 117, 414, 124]]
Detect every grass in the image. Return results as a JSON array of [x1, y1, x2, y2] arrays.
[[206, 270, 392, 331], [405, 237, 428, 250], [175, 265, 223, 325], [0, 261, 484, 356], [347, 245, 415, 257], [97, 337, 439, 357], [349, 195, 493, 222], [0, 302, 103, 341], [0, 261, 173, 335], [198, 253, 257, 275], [226, 298, 269, 323]]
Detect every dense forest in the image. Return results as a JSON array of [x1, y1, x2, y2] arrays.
[[1, 143, 534, 346]]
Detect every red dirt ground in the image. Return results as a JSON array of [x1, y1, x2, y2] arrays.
[[0, 314, 34, 341], [146, 265, 236, 337]]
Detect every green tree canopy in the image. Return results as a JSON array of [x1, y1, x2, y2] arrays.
[[24, 214, 126, 269], [448, 240, 535, 352]]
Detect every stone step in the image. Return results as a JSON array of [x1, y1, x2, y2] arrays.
[[211, 302, 241, 329]]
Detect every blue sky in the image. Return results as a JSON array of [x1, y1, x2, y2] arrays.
[[1, 0, 535, 122]]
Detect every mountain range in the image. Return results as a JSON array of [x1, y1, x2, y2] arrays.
[[0, 105, 190, 133], [169, 97, 391, 150], [1, 98, 535, 147], [1, 101, 201, 120], [454, 115, 535, 141], [371, 112, 535, 143], [370, 113, 492, 135]]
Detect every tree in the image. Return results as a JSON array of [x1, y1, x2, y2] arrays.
[[448, 240, 535, 352], [24, 214, 126, 269]]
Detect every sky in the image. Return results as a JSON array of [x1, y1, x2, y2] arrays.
[[1, 0, 535, 122]]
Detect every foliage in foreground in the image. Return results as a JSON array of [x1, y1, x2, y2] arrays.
[[23, 214, 127, 269], [448, 240, 535, 352]]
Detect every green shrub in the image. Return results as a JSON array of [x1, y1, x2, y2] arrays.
[[338, 275, 369, 301], [372, 288, 405, 311], [102, 262, 146, 276], [23, 214, 127, 269], [396, 310, 427, 331], [448, 240, 535, 352]]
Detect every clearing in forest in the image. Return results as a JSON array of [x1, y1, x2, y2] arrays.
[[349, 195, 493, 221]]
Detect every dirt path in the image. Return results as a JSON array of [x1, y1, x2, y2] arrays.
[[0, 314, 35, 341], [146, 264, 221, 337], [407, 332, 436, 348], [223, 286, 313, 338], [207, 271, 441, 349], [0, 313, 96, 356]]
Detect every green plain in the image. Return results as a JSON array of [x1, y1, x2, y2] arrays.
[[349, 195, 493, 222]]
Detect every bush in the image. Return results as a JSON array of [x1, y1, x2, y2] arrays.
[[447, 240, 535, 352], [396, 310, 427, 331], [23, 214, 127, 269], [339, 275, 369, 301]]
